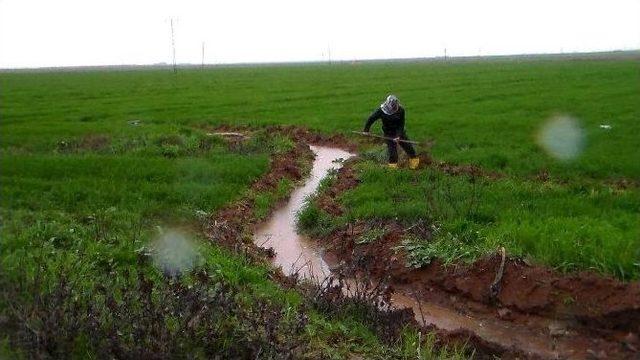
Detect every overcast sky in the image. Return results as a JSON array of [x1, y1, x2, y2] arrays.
[[1, 0, 639, 68]]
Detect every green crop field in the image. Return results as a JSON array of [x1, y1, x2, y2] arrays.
[[0, 71, 465, 356], [0, 127, 462, 357], [1, 53, 639, 356]]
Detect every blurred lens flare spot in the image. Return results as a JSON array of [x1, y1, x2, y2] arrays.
[[152, 230, 198, 277], [537, 115, 585, 161]]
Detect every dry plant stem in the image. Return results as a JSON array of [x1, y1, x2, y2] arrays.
[[413, 290, 427, 327], [489, 247, 507, 299]]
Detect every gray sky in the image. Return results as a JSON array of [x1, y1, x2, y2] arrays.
[[1, 0, 639, 68]]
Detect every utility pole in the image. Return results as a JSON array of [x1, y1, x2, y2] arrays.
[[327, 44, 331, 64], [201, 42, 205, 69], [444, 47, 447, 60], [170, 18, 177, 74]]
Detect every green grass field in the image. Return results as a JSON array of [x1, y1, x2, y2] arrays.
[[1, 125, 463, 357], [1, 53, 639, 356], [3, 57, 637, 180], [337, 157, 639, 278]]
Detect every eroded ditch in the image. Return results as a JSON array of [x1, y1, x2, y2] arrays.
[[251, 144, 639, 359], [253, 145, 353, 279]]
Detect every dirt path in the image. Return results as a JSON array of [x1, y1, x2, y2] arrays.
[[249, 144, 639, 359]]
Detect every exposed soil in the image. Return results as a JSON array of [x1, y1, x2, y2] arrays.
[[204, 128, 505, 357], [204, 126, 359, 283], [204, 126, 639, 358], [205, 136, 312, 261], [211, 124, 359, 153], [204, 125, 359, 256], [315, 162, 640, 359]]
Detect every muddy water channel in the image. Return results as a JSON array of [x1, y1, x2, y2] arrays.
[[253, 145, 606, 359], [253, 146, 352, 279]]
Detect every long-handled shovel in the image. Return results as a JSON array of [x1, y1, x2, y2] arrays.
[[352, 131, 436, 149], [351, 131, 434, 147]]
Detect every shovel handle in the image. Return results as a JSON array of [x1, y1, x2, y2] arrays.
[[351, 131, 421, 145]]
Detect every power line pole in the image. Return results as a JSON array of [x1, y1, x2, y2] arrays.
[[170, 18, 177, 74], [201, 42, 205, 69]]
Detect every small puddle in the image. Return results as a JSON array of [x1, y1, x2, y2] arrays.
[[253, 145, 587, 359]]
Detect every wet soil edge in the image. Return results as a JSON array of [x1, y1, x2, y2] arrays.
[[314, 161, 640, 357], [205, 131, 312, 286], [203, 126, 510, 358], [204, 125, 355, 260]]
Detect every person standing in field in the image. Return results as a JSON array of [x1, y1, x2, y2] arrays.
[[363, 95, 420, 169]]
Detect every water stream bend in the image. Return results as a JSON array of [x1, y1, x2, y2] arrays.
[[252, 145, 589, 359]]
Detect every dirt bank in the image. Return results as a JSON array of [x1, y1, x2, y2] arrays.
[[314, 162, 640, 359], [204, 125, 356, 261], [205, 133, 312, 265], [210, 124, 359, 153], [205, 126, 639, 358], [204, 127, 508, 357], [253, 145, 355, 279]]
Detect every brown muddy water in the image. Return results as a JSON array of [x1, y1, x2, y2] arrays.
[[253, 145, 594, 359], [253, 145, 354, 279]]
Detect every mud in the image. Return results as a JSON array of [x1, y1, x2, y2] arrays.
[[204, 127, 356, 281], [210, 124, 359, 153], [206, 139, 313, 263], [315, 163, 640, 359], [245, 144, 529, 357], [206, 127, 639, 358]]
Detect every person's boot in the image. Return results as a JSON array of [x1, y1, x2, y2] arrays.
[[409, 157, 420, 170], [388, 163, 398, 169]]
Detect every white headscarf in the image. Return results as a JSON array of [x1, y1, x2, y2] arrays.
[[380, 94, 399, 115]]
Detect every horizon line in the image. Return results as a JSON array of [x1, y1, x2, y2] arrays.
[[1, 49, 639, 72]]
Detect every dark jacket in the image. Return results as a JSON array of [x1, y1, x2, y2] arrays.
[[363, 106, 405, 137]]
